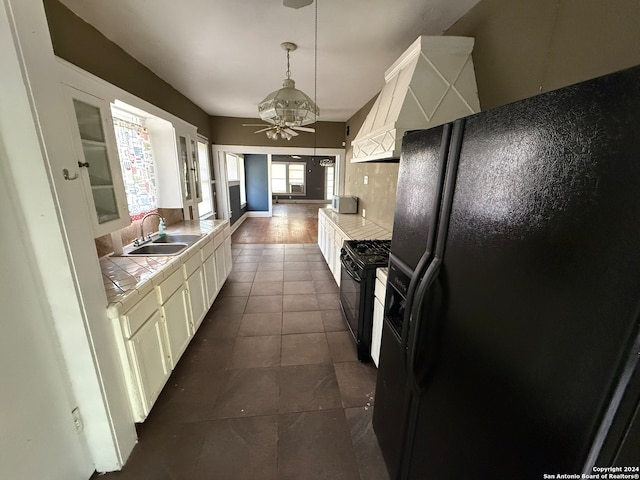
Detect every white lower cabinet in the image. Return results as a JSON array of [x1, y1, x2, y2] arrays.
[[160, 282, 192, 369], [127, 311, 170, 419], [317, 212, 347, 287], [186, 268, 207, 330], [111, 290, 170, 422], [156, 266, 193, 369], [224, 235, 232, 277], [202, 239, 219, 306], [184, 248, 208, 331], [214, 238, 227, 287], [332, 231, 345, 286], [108, 221, 233, 422]]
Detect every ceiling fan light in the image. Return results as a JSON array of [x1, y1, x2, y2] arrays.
[[258, 78, 319, 126], [258, 42, 319, 128]]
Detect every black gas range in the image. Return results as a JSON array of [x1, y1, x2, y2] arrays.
[[339, 239, 391, 362]]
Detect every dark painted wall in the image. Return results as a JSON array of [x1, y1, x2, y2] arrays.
[[272, 155, 329, 201], [43, 0, 210, 134], [228, 184, 245, 225], [210, 116, 345, 148], [43, 0, 345, 149], [244, 155, 269, 211]]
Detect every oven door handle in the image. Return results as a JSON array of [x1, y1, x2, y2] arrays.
[[340, 255, 362, 282]]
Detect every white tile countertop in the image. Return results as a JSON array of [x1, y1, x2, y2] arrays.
[[100, 219, 228, 309], [319, 208, 392, 240]]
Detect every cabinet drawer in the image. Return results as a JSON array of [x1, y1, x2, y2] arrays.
[[183, 249, 202, 278], [121, 291, 158, 338], [201, 238, 214, 258], [156, 268, 184, 304], [223, 225, 231, 238]]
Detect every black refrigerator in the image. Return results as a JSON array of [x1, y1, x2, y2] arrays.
[[373, 65, 640, 480]]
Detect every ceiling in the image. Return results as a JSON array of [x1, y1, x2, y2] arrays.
[[58, 0, 480, 122]]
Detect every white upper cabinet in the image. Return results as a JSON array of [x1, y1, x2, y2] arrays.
[[63, 85, 130, 237], [175, 127, 202, 220], [58, 59, 204, 229]]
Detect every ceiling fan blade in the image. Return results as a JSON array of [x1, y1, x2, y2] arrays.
[[243, 123, 271, 127], [292, 126, 315, 133], [283, 128, 299, 136], [254, 127, 273, 133]]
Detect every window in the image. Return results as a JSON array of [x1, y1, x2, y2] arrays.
[[226, 153, 238, 181], [325, 165, 335, 200], [225, 152, 246, 207], [272, 161, 306, 195], [112, 108, 157, 221]]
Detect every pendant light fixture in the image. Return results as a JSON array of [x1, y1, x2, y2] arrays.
[[258, 41, 319, 134]]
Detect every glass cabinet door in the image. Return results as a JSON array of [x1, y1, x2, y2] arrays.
[[190, 138, 201, 202], [72, 99, 119, 224], [178, 135, 192, 202], [64, 86, 130, 237], [176, 129, 201, 220]]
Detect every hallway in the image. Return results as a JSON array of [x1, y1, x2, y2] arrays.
[[92, 206, 389, 480], [231, 203, 322, 244]]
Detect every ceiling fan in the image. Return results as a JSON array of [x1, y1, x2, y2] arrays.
[[242, 123, 315, 141]]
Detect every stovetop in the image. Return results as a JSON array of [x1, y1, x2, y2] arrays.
[[344, 239, 391, 268]]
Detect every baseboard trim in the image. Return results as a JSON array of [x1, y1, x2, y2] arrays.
[[273, 199, 331, 204], [230, 210, 274, 234], [246, 211, 272, 218]]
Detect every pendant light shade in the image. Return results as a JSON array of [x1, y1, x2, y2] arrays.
[[258, 42, 319, 127]]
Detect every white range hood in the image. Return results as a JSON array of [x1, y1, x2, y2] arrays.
[[351, 36, 480, 162]]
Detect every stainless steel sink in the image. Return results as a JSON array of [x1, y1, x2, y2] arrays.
[[152, 234, 202, 244], [125, 243, 188, 256]]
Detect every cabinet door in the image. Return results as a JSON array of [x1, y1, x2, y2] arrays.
[[190, 137, 202, 202], [371, 297, 384, 367], [215, 243, 226, 287], [63, 85, 130, 237], [161, 287, 192, 368], [224, 236, 232, 277], [127, 310, 170, 421], [203, 253, 218, 306], [187, 267, 207, 331], [332, 233, 344, 287], [317, 215, 324, 253], [176, 128, 201, 220]]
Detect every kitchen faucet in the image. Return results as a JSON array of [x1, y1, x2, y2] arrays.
[[134, 212, 165, 246]]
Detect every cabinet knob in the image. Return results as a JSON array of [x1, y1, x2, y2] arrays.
[[78, 161, 90, 168]]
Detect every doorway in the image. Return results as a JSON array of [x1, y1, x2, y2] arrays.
[[212, 145, 345, 231]]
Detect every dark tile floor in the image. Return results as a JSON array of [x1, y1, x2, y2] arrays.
[[93, 243, 390, 480]]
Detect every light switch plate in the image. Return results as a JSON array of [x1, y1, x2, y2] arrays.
[[364, 175, 369, 185]]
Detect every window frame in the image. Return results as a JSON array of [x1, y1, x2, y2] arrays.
[[271, 161, 307, 196]]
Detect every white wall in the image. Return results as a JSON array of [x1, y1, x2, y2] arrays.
[[1, 0, 137, 473], [0, 142, 93, 479]]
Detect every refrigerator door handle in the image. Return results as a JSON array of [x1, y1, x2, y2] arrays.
[[406, 257, 443, 392], [400, 250, 433, 369], [405, 118, 465, 394]]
